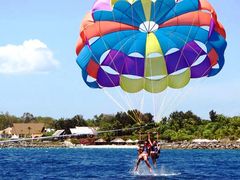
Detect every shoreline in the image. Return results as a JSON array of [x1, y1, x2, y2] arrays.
[[1, 142, 240, 149]]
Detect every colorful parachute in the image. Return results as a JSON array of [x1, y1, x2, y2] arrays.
[[76, 0, 227, 93]]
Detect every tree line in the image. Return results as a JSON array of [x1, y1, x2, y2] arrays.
[[0, 110, 239, 141]]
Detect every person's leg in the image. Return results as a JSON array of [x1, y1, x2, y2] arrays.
[[135, 155, 143, 171], [152, 153, 158, 168], [143, 155, 152, 173], [150, 153, 156, 168], [152, 157, 157, 168], [135, 159, 140, 171]]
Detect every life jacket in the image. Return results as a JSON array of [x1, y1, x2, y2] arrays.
[[142, 145, 150, 154], [151, 145, 159, 153]]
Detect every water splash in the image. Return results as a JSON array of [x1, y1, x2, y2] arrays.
[[158, 165, 181, 177], [132, 164, 181, 177]]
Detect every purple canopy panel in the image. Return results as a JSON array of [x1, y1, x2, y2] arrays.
[[102, 50, 125, 74], [102, 50, 145, 77], [92, 0, 112, 13], [122, 56, 145, 77], [165, 51, 188, 74], [165, 41, 205, 74], [209, 19, 215, 38], [96, 67, 120, 87], [183, 41, 206, 64], [190, 56, 212, 78]]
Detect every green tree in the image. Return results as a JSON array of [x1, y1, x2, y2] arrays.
[[72, 115, 87, 127], [209, 110, 218, 122], [0, 112, 20, 129], [174, 129, 193, 141], [21, 112, 35, 123], [162, 117, 167, 125], [203, 129, 213, 139], [162, 129, 177, 141]]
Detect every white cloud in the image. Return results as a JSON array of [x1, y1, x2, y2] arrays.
[[0, 39, 59, 74]]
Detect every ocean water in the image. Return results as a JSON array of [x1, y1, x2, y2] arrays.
[[0, 148, 239, 179]]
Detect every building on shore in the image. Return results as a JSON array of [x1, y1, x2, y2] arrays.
[[11, 123, 45, 138], [126, 139, 136, 145], [52, 130, 65, 137], [0, 127, 12, 139], [95, 138, 107, 145], [70, 127, 97, 145], [111, 138, 126, 145]]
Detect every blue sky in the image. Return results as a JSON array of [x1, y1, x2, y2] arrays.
[[0, 0, 239, 120]]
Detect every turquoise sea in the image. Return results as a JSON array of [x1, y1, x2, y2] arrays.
[[0, 148, 239, 179]]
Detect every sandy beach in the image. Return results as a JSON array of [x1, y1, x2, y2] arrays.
[[74, 144, 138, 149]]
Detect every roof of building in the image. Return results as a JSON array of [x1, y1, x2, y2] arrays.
[[52, 130, 65, 137], [126, 139, 134, 143], [0, 127, 12, 135], [70, 127, 97, 135], [12, 123, 45, 135], [111, 138, 125, 143], [95, 138, 106, 143]]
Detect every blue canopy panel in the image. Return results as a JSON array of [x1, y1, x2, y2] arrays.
[[76, 45, 92, 69], [207, 32, 227, 76], [82, 69, 100, 88], [113, 32, 147, 56], [155, 26, 209, 54], [157, 0, 199, 24], [151, 0, 176, 23], [93, 1, 147, 27], [88, 30, 136, 61]]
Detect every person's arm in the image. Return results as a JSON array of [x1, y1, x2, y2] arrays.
[[148, 132, 152, 146], [157, 144, 161, 153]]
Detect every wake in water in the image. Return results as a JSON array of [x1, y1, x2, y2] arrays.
[[132, 164, 181, 177]]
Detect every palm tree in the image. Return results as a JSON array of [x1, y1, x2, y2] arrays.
[[28, 127, 31, 138]]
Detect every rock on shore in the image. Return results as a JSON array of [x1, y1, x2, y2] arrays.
[[0, 141, 66, 148], [1, 141, 240, 149], [161, 142, 240, 150]]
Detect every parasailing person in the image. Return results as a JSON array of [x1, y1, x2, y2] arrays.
[[134, 139, 152, 173], [148, 132, 161, 168]]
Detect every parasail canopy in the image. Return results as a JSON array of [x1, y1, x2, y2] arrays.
[[76, 0, 227, 93]]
